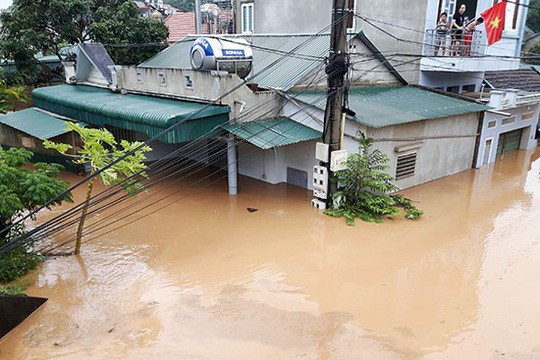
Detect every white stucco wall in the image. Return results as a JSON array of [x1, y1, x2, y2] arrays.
[[475, 101, 540, 168], [115, 66, 281, 123], [249, 99, 482, 190]]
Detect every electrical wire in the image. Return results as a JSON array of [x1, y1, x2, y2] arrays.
[[0, 14, 346, 247], [0, 14, 353, 255]]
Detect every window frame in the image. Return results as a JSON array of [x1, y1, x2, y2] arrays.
[[241, 3, 254, 34]]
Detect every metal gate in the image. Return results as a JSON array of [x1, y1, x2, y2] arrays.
[[496, 129, 522, 156]]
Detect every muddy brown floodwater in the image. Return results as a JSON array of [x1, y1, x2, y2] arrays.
[[1, 149, 540, 359]]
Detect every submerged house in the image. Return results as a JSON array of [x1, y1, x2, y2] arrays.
[[0, 32, 492, 194], [467, 69, 540, 168]]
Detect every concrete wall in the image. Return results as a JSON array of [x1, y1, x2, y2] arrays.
[[115, 66, 281, 123], [475, 101, 540, 168], [237, 140, 319, 189], [367, 113, 480, 189], [282, 99, 480, 190]]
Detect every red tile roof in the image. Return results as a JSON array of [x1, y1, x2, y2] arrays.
[[165, 12, 196, 43], [133, 1, 149, 10]]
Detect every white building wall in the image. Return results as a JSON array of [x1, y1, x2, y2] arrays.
[[370, 113, 480, 189], [475, 101, 540, 168], [237, 139, 333, 190], [274, 99, 481, 190]]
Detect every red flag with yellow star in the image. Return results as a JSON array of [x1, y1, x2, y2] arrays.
[[481, 1, 506, 46]]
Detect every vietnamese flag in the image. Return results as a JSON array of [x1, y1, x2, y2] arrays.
[[481, 1, 506, 46]]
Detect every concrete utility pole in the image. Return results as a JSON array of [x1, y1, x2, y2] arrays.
[[194, 0, 202, 34], [322, 0, 349, 207]]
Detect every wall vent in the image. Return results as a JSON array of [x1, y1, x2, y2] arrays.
[[184, 74, 194, 89], [157, 72, 167, 86], [396, 152, 417, 180]]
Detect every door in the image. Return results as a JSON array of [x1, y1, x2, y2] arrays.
[[439, 0, 477, 24], [460, 0, 478, 23], [496, 129, 523, 156]]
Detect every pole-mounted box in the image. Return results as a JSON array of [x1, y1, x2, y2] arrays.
[[315, 142, 330, 162], [330, 150, 348, 172], [313, 165, 328, 199]]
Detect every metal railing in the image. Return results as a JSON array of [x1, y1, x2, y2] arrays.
[[423, 29, 485, 57]]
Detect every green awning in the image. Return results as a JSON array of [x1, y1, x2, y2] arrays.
[[0, 107, 84, 140], [292, 86, 490, 128], [223, 117, 321, 149], [32, 85, 230, 143]]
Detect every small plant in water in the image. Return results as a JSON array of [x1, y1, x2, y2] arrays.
[[324, 132, 423, 225]]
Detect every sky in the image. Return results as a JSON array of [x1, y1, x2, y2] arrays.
[[0, 0, 11, 10]]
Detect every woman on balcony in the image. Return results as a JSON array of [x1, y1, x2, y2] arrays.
[[451, 4, 467, 56]]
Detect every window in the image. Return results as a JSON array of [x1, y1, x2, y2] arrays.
[[20, 136, 35, 149], [521, 112, 535, 121], [446, 85, 460, 94], [487, 120, 497, 128], [241, 3, 253, 34], [437, 0, 457, 24], [501, 116, 516, 125], [396, 152, 417, 180], [462, 84, 476, 92]]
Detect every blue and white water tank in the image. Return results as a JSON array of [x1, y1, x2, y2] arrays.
[[190, 37, 253, 79]]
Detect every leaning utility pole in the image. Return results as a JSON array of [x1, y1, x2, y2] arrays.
[[194, 0, 202, 34], [321, 0, 349, 207]]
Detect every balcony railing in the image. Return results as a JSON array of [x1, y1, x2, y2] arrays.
[[423, 29, 485, 57]]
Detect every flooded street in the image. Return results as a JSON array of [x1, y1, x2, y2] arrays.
[[1, 149, 540, 359]]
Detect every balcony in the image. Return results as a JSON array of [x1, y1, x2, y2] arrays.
[[420, 29, 518, 72]]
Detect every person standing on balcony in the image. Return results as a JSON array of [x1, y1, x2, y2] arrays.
[[435, 12, 450, 56], [451, 4, 467, 55], [463, 17, 484, 56]]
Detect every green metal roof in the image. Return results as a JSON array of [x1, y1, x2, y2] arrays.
[[222, 117, 321, 149], [140, 33, 354, 91], [0, 108, 83, 140], [292, 86, 489, 128], [32, 85, 230, 143]]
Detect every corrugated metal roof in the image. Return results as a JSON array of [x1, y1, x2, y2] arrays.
[[32, 85, 230, 143], [222, 117, 321, 149], [140, 33, 339, 91], [292, 86, 489, 128], [0, 108, 83, 140]]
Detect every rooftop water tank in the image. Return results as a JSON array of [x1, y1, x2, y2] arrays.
[[190, 37, 253, 79]]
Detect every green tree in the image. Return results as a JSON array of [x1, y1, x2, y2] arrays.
[[44, 122, 152, 255], [0, 147, 73, 283], [527, 0, 540, 33], [325, 133, 423, 225], [0, 0, 169, 85], [0, 78, 26, 113], [0, 81, 63, 284]]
